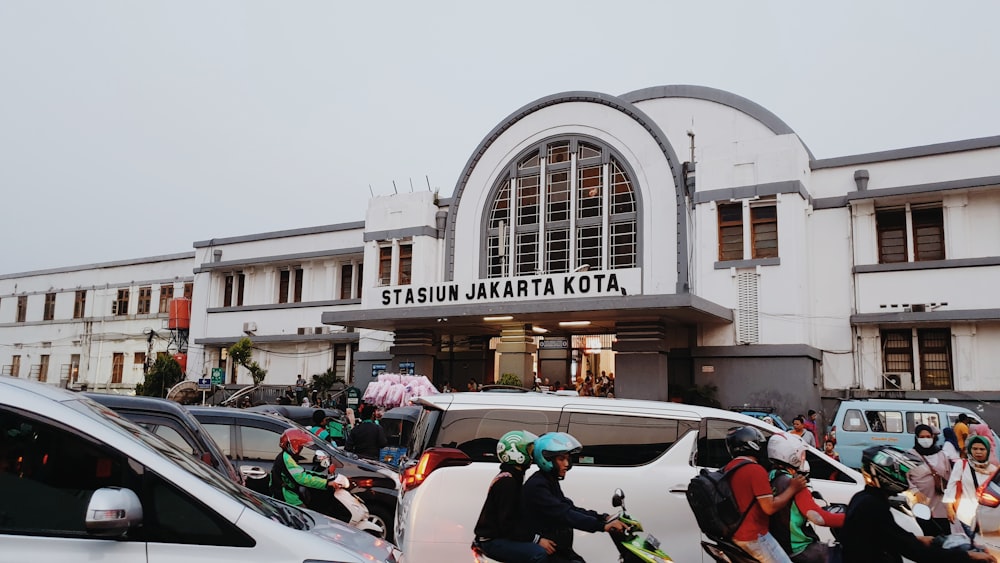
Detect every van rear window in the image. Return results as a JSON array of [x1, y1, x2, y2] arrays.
[[842, 409, 868, 432]]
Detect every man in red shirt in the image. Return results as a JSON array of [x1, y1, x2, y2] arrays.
[[725, 426, 806, 563]]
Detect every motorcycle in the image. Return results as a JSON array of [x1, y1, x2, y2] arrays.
[[306, 450, 385, 537], [472, 488, 673, 563], [608, 487, 675, 563], [698, 492, 924, 563]]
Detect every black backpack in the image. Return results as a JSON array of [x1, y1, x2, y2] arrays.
[[686, 459, 756, 539]]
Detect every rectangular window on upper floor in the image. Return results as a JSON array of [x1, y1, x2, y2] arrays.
[[74, 290, 87, 319], [113, 289, 130, 316], [159, 285, 174, 313], [880, 328, 953, 391], [398, 244, 413, 286], [340, 264, 354, 299], [137, 286, 152, 315], [43, 293, 56, 321], [876, 203, 944, 264], [717, 198, 779, 262], [16, 295, 27, 323], [223, 273, 245, 307], [378, 247, 392, 286], [183, 282, 193, 300], [277, 267, 303, 304]]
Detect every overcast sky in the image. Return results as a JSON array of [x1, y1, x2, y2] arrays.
[[1, 1, 998, 274]]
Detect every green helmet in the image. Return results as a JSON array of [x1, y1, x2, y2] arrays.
[[496, 430, 539, 467]]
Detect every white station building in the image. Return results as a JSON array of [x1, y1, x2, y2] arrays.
[[2, 85, 1000, 418]]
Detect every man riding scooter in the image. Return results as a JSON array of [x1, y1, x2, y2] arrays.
[[520, 432, 627, 562], [270, 428, 342, 507], [473, 430, 556, 563]]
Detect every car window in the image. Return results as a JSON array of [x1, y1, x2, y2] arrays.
[[434, 409, 559, 462], [239, 425, 282, 460], [696, 418, 773, 469], [840, 409, 868, 432], [0, 406, 251, 546], [905, 411, 942, 433], [565, 412, 696, 466], [202, 423, 233, 457], [201, 422, 233, 459], [143, 423, 197, 455], [865, 410, 903, 433]]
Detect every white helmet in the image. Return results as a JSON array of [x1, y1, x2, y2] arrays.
[[767, 432, 807, 470]]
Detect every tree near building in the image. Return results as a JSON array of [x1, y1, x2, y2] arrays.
[[311, 367, 344, 394], [228, 337, 267, 385], [135, 355, 184, 398]]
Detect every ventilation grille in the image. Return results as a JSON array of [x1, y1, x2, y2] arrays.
[[736, 272, 759, 344]]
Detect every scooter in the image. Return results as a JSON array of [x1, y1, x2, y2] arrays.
[[608, 487, 675, 563], [472, 488, 673, 563], [308, 450, 385, 537]]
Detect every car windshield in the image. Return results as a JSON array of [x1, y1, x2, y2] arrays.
[[65, 396, 315, 530]]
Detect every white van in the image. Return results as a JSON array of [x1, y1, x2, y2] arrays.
[[830, 398, 995, 469], [395, 391, 884, 563], [0, 376, 402, 563]]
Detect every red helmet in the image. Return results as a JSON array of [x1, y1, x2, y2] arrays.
[[279, 428, 312, 455]]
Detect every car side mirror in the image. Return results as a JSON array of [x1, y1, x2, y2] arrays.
[[85, 487, 144, 537]]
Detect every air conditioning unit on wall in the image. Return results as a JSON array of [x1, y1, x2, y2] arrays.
[[883, 372, 915, 390], [242, 321, 257, 334]]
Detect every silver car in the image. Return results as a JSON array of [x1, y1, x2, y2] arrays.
[[0, 376, 402, 563]]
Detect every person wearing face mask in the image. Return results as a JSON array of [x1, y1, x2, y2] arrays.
[[907, 424, 954, 536], [945, 435, 998, 537]]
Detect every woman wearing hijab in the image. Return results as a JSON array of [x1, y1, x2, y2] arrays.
[[944, 435, 998, 536], [943, 427, 962, 462], [907, 424, 954, 536], [971, 423, 1000, 466]]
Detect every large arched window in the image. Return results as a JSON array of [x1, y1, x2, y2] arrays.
[[485, 137, 638, 278]]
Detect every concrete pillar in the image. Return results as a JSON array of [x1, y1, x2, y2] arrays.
[[497, 324, 537, 387], [613, 322, 669, 401], [389, 329, 436, 378]]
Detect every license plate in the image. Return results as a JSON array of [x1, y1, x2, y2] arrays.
[[645, 533, 660, 551]]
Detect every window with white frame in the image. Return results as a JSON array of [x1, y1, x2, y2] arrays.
[[113, 289, 130, 316], [223, 272, 245, 307], [43, 293, 56, 321], [880, 328, 953, 390], [158, 285, 174, 313], [485, 137, 638, 278], [717, 198, 779, 262], [277, 267, 303, 304], [876, 203, 944, 264]]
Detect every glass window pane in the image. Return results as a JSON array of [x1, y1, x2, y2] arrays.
[[546, 171, 570, 223], [610, 160, 635, 215], [578, 142, 601, 160], [515, 232, 538, 276], [566, 412, 694, 466], [519, 151, 540, 169], [611, 221, 636, 269], [239, 426, 281, 460], [577, 166, 603, 219], [547, 142, 571, 164], [577, 225, 602, 270], [202, 424, 232, 457], [545, 229, 570, 274], [517, 175, 539, 226], [434, 409, 560, 462]]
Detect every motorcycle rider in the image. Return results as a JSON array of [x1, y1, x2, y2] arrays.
[[270, 428, 341, 507], [766, 432, 844, 563], [725, 426, 806, 563], [840, 445, 995, 563], [521, 432, 627, 562], [473, 430, 556, 563]]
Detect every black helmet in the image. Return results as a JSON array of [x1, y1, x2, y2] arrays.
[[861, 446, 922, 494], [726, 426, 768, 461]]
